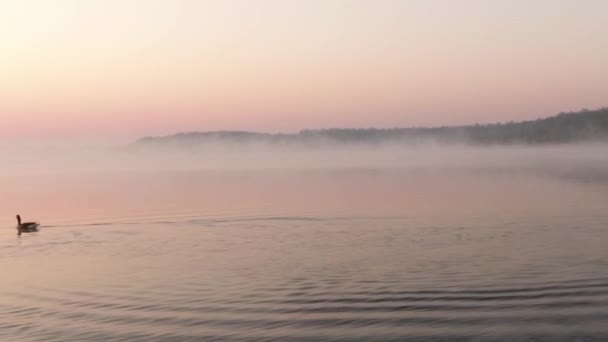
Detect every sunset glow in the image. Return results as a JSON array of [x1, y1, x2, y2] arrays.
[[1, 0, 607, 144]]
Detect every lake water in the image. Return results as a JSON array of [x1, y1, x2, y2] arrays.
[[1, 168, 608, 341]]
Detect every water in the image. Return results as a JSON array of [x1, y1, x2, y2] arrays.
[[1, 169, 608, 341]]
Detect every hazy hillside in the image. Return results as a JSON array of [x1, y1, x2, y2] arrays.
[[134, 108, 608, 148]]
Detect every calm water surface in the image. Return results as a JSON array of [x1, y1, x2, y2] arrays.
[[1, 169, 608, 341]]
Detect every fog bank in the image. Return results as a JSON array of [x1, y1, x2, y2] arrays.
[[0, 142, 606, 183]]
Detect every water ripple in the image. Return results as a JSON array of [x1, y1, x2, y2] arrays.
[[2, 213, 608, 341]]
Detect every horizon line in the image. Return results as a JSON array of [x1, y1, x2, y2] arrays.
[[139, 107, 608, 140]]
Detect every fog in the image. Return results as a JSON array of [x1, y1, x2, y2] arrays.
[[2, 141, 608, 183], [3, 140, 608, 234]]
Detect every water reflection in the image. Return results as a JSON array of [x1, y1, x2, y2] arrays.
[[1, 169, 607, 341]]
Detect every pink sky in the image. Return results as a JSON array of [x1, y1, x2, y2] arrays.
[[1, 0, 607, 145]]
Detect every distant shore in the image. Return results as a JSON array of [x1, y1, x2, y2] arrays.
[[134, 108, 608, 148]]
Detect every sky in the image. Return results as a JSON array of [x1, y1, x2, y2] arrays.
[[1, 0, 607, 145]]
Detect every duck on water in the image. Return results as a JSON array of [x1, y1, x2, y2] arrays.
[[16, 215, 39, 235]]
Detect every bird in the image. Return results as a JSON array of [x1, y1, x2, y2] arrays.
[[16, 214, 39, 235]]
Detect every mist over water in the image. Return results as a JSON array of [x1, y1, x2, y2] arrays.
[[3, 0, 607, 337], [2, 141, 608, 341], [3, 140, 608, 175]]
